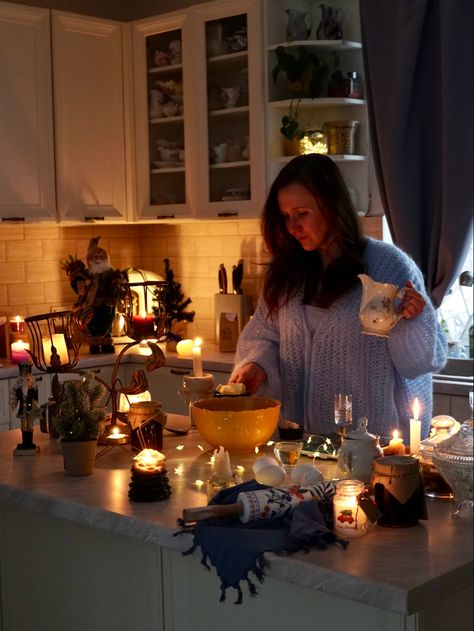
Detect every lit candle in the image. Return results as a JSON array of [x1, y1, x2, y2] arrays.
[[11, 340, 30, 363], [192, 337, 203, 377], [132, 313, 155, 338], [9, 315, 26, 333], [333, 480, 368, 538], [176, 338, 194, 357], [386, 430, 405, 456], [42, 334, 69, 366], [106, 426, 128, 444], [133, 448, 166, 473], [409, 398, 421, 456]]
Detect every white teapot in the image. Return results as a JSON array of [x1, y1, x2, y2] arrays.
[[358, 273, 407, 337], [337, 417, 383, 483]]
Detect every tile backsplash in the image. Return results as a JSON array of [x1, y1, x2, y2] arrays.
[[0, 220, 265, 343], [0, 217, 381, 344]]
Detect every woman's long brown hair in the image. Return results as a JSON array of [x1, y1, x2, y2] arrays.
[[261, 154, 366, 314]]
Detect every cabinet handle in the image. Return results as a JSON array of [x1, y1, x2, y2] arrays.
[[218, 212, 239, 217], [156, 214, 175, 219], [84, 216, 105, 222], [170, 368, 191, 376], [2, 217, 25, 222]]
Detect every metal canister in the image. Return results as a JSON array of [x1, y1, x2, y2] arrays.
[[371, 455, 427, 527]]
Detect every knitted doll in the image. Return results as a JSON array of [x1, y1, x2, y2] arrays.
[[61, 237, 128, 354]]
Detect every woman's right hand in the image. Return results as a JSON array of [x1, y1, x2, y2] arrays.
[[229, 363, 267, 395]]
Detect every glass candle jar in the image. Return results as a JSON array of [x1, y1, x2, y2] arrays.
[[333, 479, 368, 538]]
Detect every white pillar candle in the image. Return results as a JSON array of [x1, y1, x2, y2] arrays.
[[409, 397, 421, 456], [11, 340, 30, 363], [192, 338, 203, 377]]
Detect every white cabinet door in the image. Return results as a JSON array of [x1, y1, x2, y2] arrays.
[[52, 12, 128, 222], [132, 0, 266, 221], [0, 379, 11, 430], [191, 0, 266, 218], [132, 11, 193, 220], [0, 2, 56, 222]]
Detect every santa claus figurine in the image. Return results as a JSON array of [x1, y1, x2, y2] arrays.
[[62, 237, 128, 354]]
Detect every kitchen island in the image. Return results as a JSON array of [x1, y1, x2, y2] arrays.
[[0, 421, 472, 631]]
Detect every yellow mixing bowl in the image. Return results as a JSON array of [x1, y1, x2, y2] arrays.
[[192, 397, 281, 452]]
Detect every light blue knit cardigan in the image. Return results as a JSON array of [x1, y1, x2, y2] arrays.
[[234, 238, 447, 440]]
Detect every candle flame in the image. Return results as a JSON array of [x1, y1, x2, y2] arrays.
[[193, 337, 202, 348], [195, 479, 204, 489], [392, 429, 400, 440], [16, 315, 21, 324], [112, 427, 119, 437], [413, 398, 420, 421], [236, 465, 245, 473], [255, 446, 259, 454], [176, 445, 184, 451]]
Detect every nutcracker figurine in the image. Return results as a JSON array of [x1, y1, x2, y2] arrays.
[[10, 362, 41, 455]]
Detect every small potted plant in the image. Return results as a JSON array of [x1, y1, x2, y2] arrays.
[[53, 372, 107, 476], [272, 46, 338, 152]]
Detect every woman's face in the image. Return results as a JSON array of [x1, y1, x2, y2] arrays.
[[277, 182, 333, 253]]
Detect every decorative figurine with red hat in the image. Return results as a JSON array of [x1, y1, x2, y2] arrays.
[[61, 237, 128, 354]]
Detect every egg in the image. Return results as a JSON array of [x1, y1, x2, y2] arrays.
[[253, 456, 280, 475], [291, 463, 324, 486], [255, 464, 287, 487]]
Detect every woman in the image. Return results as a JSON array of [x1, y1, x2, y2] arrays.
[[230, 155, 447, 439]]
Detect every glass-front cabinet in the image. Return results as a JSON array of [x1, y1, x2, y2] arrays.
[[132, 0, 265, 220], [133, 13, 191, 219]]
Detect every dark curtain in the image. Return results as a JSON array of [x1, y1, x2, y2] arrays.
[[360, 0, 473, 307]]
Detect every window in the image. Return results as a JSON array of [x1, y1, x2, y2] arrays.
[[438, 241, 473, 359]]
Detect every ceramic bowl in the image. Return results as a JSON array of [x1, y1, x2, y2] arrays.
[[192, 397, 281, 452]]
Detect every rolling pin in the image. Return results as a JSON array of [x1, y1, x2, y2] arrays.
[[183, 480, 336, 524]]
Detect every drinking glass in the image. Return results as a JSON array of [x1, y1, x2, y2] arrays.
[[274, 441, 303, 470], [334, 394, 353, 431]]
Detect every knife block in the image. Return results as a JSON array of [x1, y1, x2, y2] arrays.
[[214, 294, 252, 346]]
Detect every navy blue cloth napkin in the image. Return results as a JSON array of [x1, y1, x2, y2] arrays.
[[176, 480, 347, 604]]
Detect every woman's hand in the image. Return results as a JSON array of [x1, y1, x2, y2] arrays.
[[398, 280, 426, 319], [229, 363, 267, 394]]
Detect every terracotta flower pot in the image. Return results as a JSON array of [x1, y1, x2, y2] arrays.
[[60, 440, 97, 476]]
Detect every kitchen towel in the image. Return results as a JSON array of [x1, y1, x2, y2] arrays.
[[176, 480, 348, 604]]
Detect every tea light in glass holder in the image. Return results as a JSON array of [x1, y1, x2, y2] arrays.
[[333, 479, 368, 538], [9, 315, 26, 334]]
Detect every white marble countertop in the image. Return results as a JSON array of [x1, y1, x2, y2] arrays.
[[0, 422, 472, 616]]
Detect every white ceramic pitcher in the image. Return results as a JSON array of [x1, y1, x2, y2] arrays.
[[358, 274, 407, 337]]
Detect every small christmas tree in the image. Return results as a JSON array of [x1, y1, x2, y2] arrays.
[[53, 373, 106, 442], [154, 258, 195, 345]]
